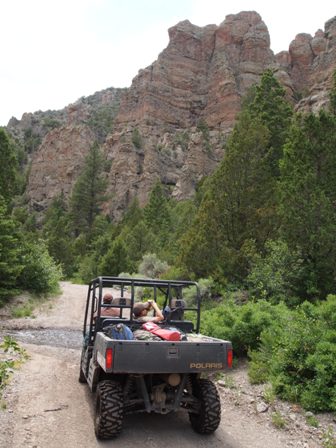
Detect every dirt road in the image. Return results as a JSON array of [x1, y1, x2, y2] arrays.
[[0, 282, 331, 448]]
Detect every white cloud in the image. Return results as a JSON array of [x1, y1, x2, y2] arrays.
[[1, 0, 335, 125]]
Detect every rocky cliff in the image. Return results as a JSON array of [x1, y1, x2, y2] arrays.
[[7, 11, 336, 220]]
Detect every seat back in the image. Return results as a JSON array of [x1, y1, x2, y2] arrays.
[[112, 297, 132, 306], [171, 299, 186, 309], [170, 299, 186, 320]]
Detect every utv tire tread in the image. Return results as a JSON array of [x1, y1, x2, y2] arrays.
[[189, 378, 221, 434], [78, 367, 86, 383], [95, 380, 123, 439]]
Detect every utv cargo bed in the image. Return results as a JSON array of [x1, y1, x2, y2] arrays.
[[95, 332, 232, 374]]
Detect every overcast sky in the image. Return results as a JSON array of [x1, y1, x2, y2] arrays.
[[1, 0, 335, 126]]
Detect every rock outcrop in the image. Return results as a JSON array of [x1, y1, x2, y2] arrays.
[[21, 87, 124, 211], [102, 11, 292, 218], [27, 125, 96, 211], [116, 12, 282, 130], [7, 11, 336, 220]]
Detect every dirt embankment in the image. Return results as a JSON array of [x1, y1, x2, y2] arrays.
[[0, 282, 334, 448]]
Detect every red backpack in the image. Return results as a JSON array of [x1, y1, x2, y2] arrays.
[[142, 322, 181, 341]]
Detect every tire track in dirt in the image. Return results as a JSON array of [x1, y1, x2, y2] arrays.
[[0, 282, 325, 448]]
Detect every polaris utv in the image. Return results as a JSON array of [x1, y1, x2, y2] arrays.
[[79, 276, 232, 439]]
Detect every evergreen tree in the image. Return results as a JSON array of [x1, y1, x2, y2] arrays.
[[113, 199, 154, 265], [163, 199, 197, 264], [180, 194, 222, 278], [121, 198, 144, 228], [0, 195, 23, 300], [70, 143, 107, 235], [181, 113, 274, 281], [99, 238, 133, 276], [180, 71, 293, 283], [0, 128, 19, 202], [330, 69, 336, 115], [279, 110, 336, 298], [17, 239, 62, 294], [123, 221, 154, 262], [144, 181, 171, 247], [247, 69, 293, 175], [43, 193, 75, 277]]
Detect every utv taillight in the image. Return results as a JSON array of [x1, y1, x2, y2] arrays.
[[227, 348, 233, 368], [106, 348, 113, 370]]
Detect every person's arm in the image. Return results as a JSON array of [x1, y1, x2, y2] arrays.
[[148, 300, 164, 322]]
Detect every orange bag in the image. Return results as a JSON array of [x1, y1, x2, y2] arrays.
[[142, 322, 181, 341]]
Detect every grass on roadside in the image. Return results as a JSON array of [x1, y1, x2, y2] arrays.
[[10, 293, 55, 318], [271, 411, 287, 429], [0, 336, 28, 408], [11, 302, 35, 318], [322, 426, 336, 448]]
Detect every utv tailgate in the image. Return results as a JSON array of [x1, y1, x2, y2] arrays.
[[95, 333, 232, 373]]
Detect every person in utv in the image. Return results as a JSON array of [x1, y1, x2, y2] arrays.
[[133, 300, 164, 322], [101, 292, 120, 317]]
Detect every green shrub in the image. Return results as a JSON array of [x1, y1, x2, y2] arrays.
[[306, 414, 319, 428], [1, 336, 26, 355], [76, 253, 99, 283], [0, 360, 14, 388], [322, 426, 336, 448], [263, 385, 276, 404], [132, 128, 142, 149], [11, 302, 34, 318], [138, 253, 169, 278], [300, 340, 336, 411], [249, 295, 336, 412], [160, 265, 188, 281], [99, 238, 134, 277], [271, 411, 287, 429], [18, 240, 62, 295], [183, 277, 215, 306], [174, 131, 190, 151], [0, 337, 27, 404], [247, 239, 304, 306], [201, 299, 287, 356], [248, 328, 276, 384]]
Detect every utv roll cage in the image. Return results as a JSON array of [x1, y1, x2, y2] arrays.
[[83, 277, 201, 344]]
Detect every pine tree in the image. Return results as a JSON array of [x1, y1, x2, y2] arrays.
[[99, 238, 132, 276], [144, 181, 171, 247], [70, 143, 107, 235], [0, 128, 19, 202], [122, 221, 154, 262], [43, 193, 75, 276], [179, 194, 222, 278], [329, 69, 336, 115], [181, 113, 273, 280], [279, 110, 336, 298], [247, 69, 293, 175], [121, 198, 144, 228], [180, 71, 293, 283], [0, 195, 23, 300]]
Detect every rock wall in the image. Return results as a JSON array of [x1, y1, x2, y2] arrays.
[[26, 125, 96, 211], [7, 11, 336, 219]]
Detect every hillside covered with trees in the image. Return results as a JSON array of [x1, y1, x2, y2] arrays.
[[1, 70, 336, 413]]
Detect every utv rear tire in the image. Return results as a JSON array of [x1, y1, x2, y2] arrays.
[[189, 379, 221, 434], [95, 380, 124, 439], [78, 366, 86, 383], [78, 347, 87, 383]]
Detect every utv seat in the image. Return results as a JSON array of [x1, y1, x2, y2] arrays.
[[170, 299, 186, 320]]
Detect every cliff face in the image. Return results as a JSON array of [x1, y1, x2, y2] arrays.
[[116, 12, 280, 130], [22, 87, 124, 211], [7, 11, 336, 219], [275, 16, 336, 111]]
